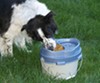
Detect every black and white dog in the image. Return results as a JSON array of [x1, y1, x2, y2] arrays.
[[0, 0, 58, 56]]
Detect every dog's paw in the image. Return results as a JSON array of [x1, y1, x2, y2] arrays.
[[20, 45, 32, 53]]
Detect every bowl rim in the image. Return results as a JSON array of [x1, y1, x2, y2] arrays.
[[41, 38, 80, 54], [40, 38, 82, 63]]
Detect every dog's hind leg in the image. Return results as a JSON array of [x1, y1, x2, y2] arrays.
[[1, 24, 21, 56], [0, 36, 13, 57]]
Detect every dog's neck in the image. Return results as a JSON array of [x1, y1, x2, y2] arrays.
[[11, 0, 50, 27]]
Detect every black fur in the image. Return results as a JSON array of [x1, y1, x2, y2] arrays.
[[0, 0, 26, 35], [0, 0, 57, 41], [22, 11, 57, 41]]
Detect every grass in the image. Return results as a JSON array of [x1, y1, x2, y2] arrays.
[[0, 0, 100, 83]]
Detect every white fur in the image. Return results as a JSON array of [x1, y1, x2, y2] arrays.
[[11, 0, 50, 26], [0, 0, 50, 56], [14, 30, 32, 50], [37, 28, 56, 49], [37, 28, 45, 38]]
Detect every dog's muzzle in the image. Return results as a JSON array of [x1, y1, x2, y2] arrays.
[[37, 28, 56, 50], [43, 38, 56, 50]]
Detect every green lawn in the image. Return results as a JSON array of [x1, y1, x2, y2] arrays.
[[0, 0, 100, 83]]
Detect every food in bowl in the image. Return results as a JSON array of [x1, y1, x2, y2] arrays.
[[54, 44, 64, 51]]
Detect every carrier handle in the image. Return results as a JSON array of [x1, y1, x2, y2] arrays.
[[77, 54, 83, 72]]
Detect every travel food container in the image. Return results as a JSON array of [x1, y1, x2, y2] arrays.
[[40, 38, 82, 80]]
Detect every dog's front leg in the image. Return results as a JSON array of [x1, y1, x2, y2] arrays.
[[14, 31, 33, 53]]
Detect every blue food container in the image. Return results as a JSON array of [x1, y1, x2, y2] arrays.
[[40, 38, 82, 80]]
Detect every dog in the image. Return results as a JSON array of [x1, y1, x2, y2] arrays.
[[0, 0, 58, 56]]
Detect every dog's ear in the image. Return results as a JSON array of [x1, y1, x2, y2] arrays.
[[45, 11, 54, 18], [21, 25, 27, 31], [43, 11, 55, 22]]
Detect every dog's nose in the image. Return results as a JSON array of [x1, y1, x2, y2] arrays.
[[43, 38, 56, 50]]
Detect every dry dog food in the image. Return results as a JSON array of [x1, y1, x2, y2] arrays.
[[54, 44, 64, 51]]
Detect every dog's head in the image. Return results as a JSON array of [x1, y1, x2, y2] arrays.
[[21, 11, 58, 49], [22, 11, 58, 41], [21, 1, 58, 49]]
